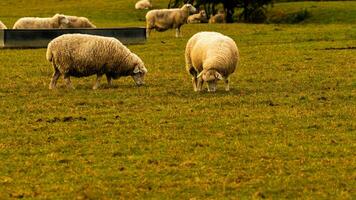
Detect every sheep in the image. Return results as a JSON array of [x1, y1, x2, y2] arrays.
[[208, 11, 226, 24], [46, 34, 148, 90], [185, 32, 239, 92], [187, 10, 207, 24], [0, 21, 7, 29], [135, 0, 152, 10], [65, 15, 96, 28], [145, 3, 197, 38], [13, 14, 69, 29]]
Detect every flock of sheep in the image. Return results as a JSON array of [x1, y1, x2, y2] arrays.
[[0, 2, 238, 92]]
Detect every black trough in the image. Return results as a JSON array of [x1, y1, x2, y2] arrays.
[[0, 27, 146, 48]]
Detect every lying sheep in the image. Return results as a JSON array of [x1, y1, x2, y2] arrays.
[[13, 14, 69, 29], [185, 32, 239, 92], [209, 11, 226, 23], [0, 21, 6, 29], [46, 34, 147, 90], [187, 10, 207, 23], [135, 0, 152, 10], [145, 4, 197, 38], [66, 15, 96, 28]]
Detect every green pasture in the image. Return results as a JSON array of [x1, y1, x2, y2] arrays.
[[0, 0, 355, 199]]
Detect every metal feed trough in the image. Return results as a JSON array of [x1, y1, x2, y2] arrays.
[[0, 27, 146, 48]]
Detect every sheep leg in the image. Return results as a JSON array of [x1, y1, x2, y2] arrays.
[[93, 74, 103, 90], [192, 77, 198, 92], [175, 28, 180, 37], [197, 77, 204, 92], [64, 74, 75, 89], [49, 68, 61, 89], [146, 28, 152, 38], [189, 68, 198, 91], [224, 78, 230, 91], [106, 74, 112, 86]]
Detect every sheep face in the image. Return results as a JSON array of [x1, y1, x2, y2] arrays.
[[132, 63, 148, 86], [182, 4, 197, 14], [200, 10, 207, 18], [198, 69, 223, 92]]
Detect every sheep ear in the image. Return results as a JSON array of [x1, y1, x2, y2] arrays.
[[215, 72, 223, 80], [197, 71, 204, 78], [133, 65, 140, 73]]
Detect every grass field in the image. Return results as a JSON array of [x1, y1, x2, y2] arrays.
[[0, 0, 355, 199]]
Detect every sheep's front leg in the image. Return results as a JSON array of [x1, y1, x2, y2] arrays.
[[106, 74, 112, 87], [224, 77, 230, 91], [64, 74, 75, 89], [197, 77, 204, 92], [175, 27, 181, 37], [93, 74, 103, 90], [49, 68, 61, 89], [192, 77, 198, 91], [146, 28, 152, 38]]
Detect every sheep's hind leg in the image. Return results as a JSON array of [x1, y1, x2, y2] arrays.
[[224, 77, 230, 91], [93, 74, 103, 90], [64, 74, 75, 89], [49, 68, 61, 89]]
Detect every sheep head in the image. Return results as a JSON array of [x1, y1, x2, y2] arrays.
[[181, 4, 197, 14], [197, 69, 223, 92], [131, 54, 148, 86]]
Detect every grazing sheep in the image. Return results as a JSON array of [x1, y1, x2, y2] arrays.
[[209, 11, 226, 23], [185, 32, 239, 92], [13, 14, 69, 29], [46, 34, 147, 90], [135, 0, 152, 10], [145, 4, 197, 38], [187, 10, 207, 23], [66, 15, 96, 28], [0, 21, 6, 29]]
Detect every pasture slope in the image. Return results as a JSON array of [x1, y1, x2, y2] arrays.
[[0, 0, 355, 199]]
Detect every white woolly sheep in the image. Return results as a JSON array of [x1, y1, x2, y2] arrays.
[[135, 0, 152, 10], [66, 15, 96, 28], [185, 32, 239, 92], [209, 11, 226, 24], [187, 10, 207, 24], [0, 21, 7, 29], [46, 34, 147, 90], [145, 4, 197, 38], [13, 14, 69, 29]]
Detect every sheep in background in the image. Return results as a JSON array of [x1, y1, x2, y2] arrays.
[[0, 21, 7, 29], [185, 32, 239, 92], [13, 14, 69, 29], [135, 0, 152, 10], [66, 15, 96, 28], [187, 10, 207, 23], [145, 4, 197, 38], [46, 34, 147, 90], [209, 10, 226, 23]]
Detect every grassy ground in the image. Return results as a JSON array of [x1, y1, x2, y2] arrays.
[[0, 0, 355, 199]]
